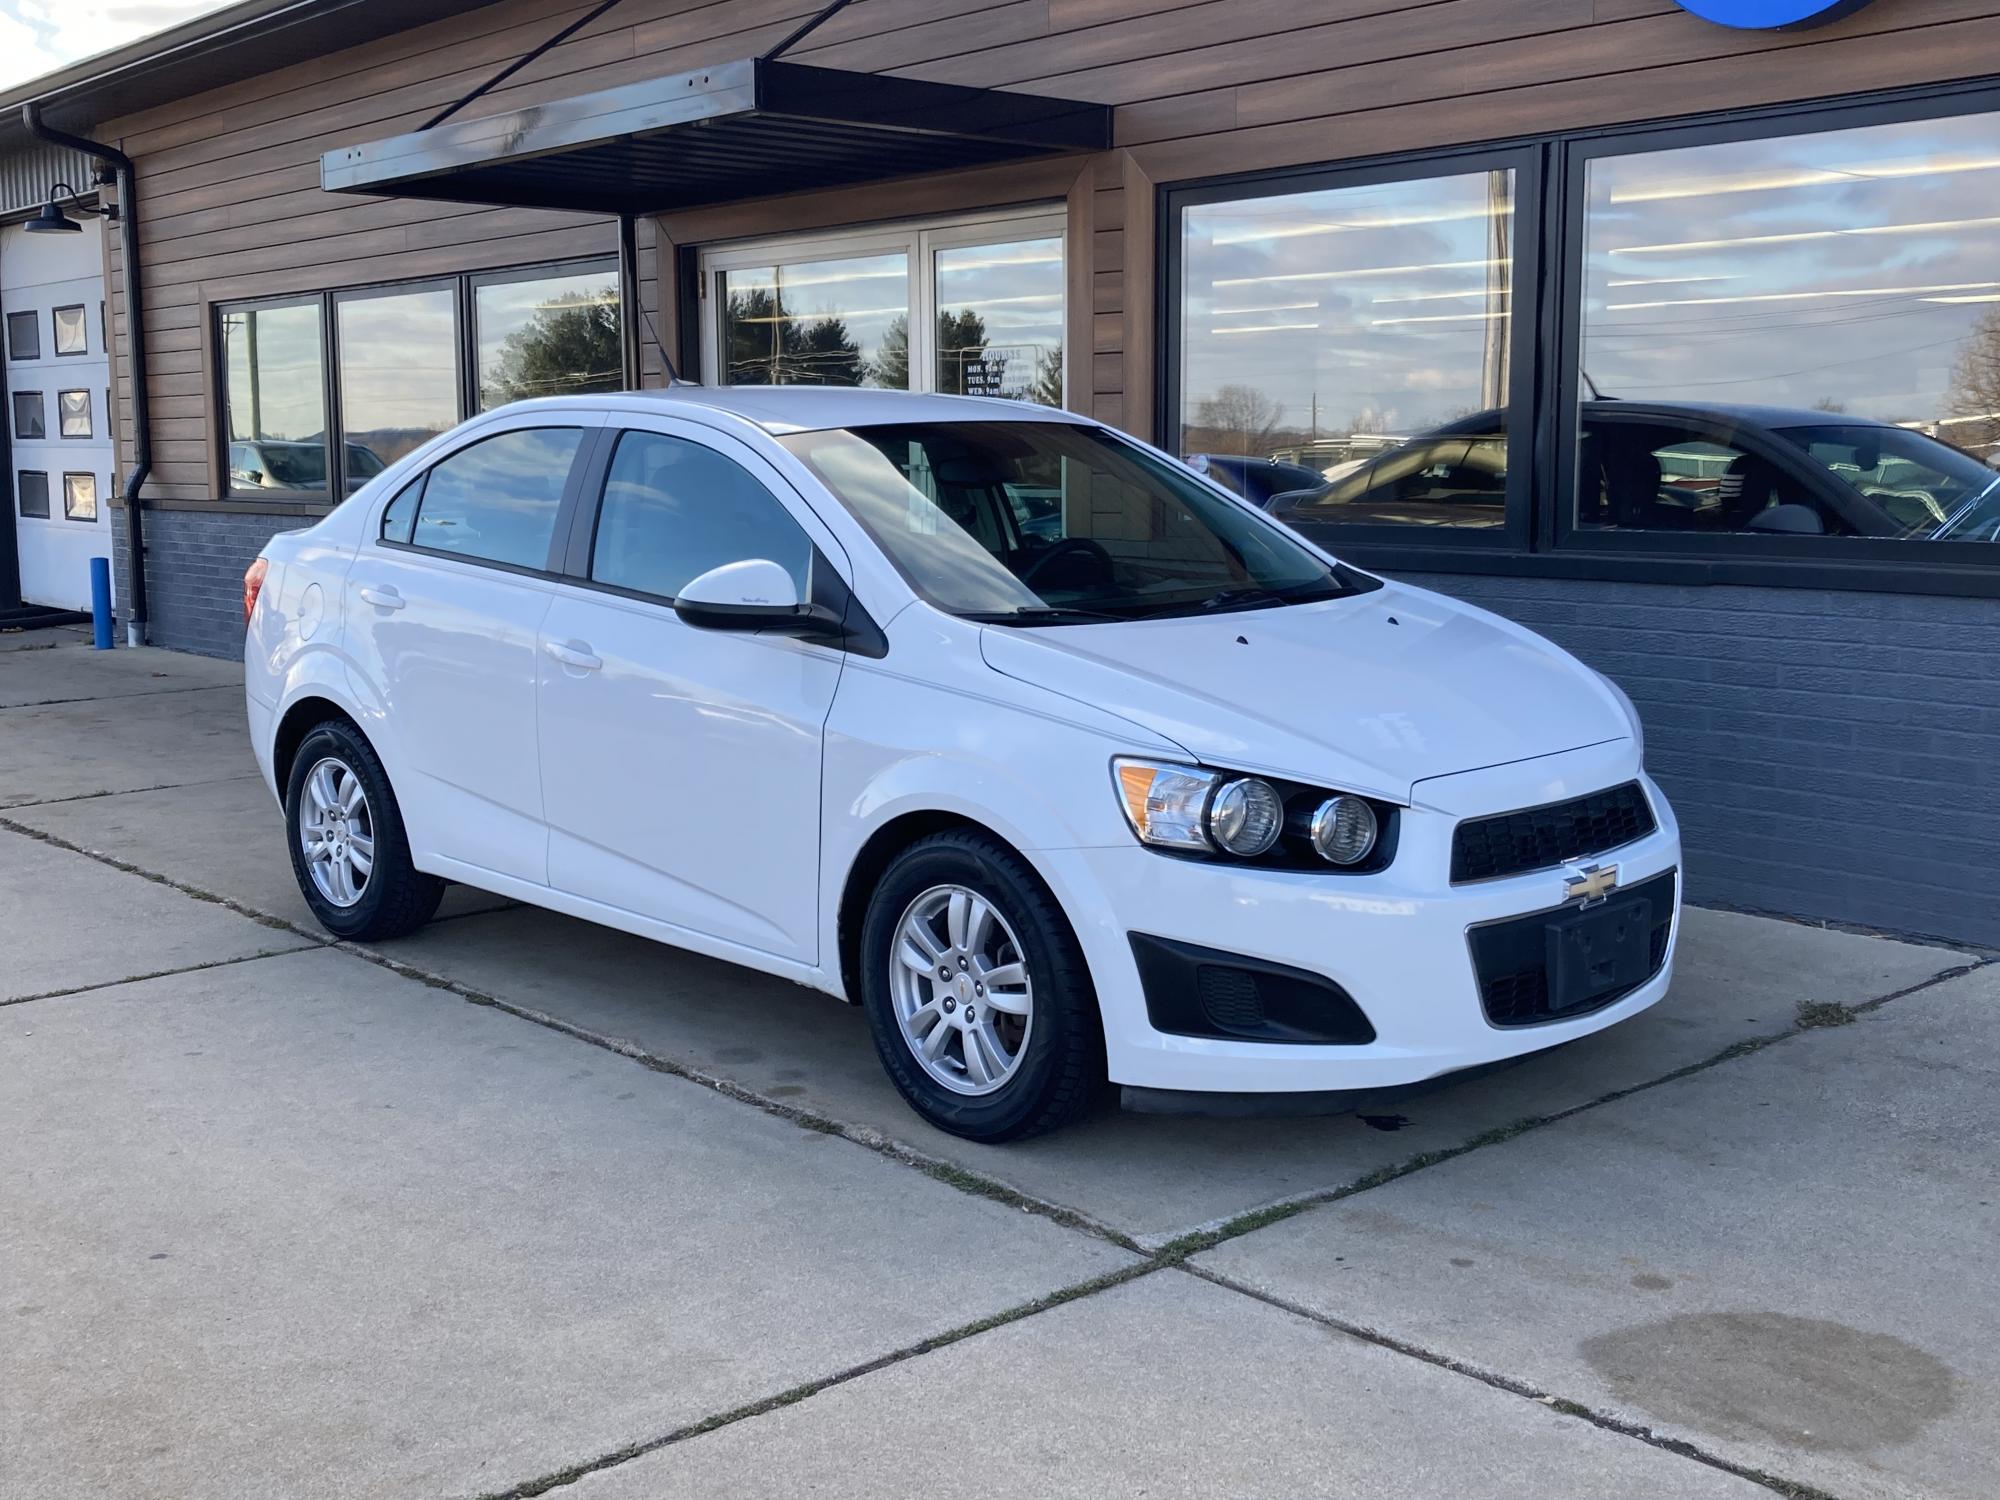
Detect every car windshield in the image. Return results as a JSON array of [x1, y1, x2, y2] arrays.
[[248, 443, 328, 488], [1772, 424, 2000, 539], [780, 421, 1367, 622]]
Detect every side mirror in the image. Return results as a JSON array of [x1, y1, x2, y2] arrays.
[[1744, 502, 1825, 536], [674, 558, 833, 636]]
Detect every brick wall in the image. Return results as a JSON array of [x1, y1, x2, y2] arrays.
[[116, 510, 311, 660], [1404, 572, 2000, 951]]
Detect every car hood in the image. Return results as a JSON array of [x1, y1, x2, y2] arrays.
[[977, 583, 1630, 802]]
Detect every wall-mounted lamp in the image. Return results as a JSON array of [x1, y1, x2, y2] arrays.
[[25, 182, 84, 234]]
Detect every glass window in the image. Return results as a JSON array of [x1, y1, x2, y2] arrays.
[[63, 472, 96, 522], [222, 300, 328, 497], [410, 426, 582, 569], [720, 254, 908, 389], [475, 266, 621, 410], [337, 285, 459, 492], [380, 474, 424, 544], [13, 390, 43, 440], [53, 306, 86, 356], [7, 310, 37, 360], [590, 431, 812, 601], [1180, 168, 1515, 528], [781, 420, 1368, 621], [59, 390, 91, 439], [1577, 109, 2000, 543], [17, 470, 48, 519], [934, 237, 1065, 404]]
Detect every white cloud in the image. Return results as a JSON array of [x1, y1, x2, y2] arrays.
[[0, 0, 235, 91]]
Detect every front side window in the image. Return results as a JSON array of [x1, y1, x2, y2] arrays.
[[1576, 108, 2000, 544], [336, 285, 459, 492], [590, 431, 812, 601], [409, 427, 582, 570], [1179, 167, 1517, 529], [222, 300, 328, 497], [475, 266, 621, 411], [782, 420, 1365, 621]]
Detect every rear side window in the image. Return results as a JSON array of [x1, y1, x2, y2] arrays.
[[379, 473, 424, 544], [410, 426, 582, 570], [590, 430, 811, 602]]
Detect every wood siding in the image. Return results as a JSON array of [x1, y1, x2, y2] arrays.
[[97, 0, 2000, 505]]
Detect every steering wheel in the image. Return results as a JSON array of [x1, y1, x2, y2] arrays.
[[1016, 537, 1114, 591]]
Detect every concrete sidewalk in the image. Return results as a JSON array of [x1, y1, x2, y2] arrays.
[[3, 630, 1993, 1499]]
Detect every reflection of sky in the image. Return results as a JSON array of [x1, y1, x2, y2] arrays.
[[224, 303, 323, 442], [337, 286, 456, 445], [1182, 174, 1513, 440], [1582, 111, 2000, 429], [936, 237, 1063, 398]]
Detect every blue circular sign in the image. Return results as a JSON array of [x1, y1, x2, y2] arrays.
[[1674, 0, 1874, 26]]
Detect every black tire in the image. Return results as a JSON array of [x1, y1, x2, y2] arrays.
[[859, 830, 1104, 1142], [283, 719, 443, 942]]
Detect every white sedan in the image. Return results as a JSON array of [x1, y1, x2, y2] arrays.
[[243, 387, 1679, 1141]]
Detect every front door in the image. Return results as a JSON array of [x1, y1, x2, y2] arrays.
[[345, 419, 599, 885], [537, 420, 845, 963], [4, 218, 114, 613]]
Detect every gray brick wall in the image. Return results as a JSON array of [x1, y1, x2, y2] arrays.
[[117, 510, 317, 661], [1402, 572, 2000, 952], [112, 510, 1998, 949]]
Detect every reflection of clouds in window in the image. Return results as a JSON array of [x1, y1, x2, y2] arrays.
[[223, 304, 325, 447], [1581, 110, 2000, 435], [1183, 173, 1512, 457], [338, 287, 458, 478], [936, 237, 1065, 402]]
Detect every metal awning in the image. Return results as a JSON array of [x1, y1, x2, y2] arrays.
[[321, 59, 1111, 215]]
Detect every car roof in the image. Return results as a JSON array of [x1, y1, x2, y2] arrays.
[[512, 385, 1096, 435], [1590, 400, 1902, 431]]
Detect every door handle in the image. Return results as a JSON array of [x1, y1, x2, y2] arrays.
[[544, 638, 602, 672], [357, 584, 404, 610]]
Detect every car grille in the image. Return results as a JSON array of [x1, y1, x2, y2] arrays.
[[1450, 781, 1656, 884], [1468, 869, 1677, 1027]]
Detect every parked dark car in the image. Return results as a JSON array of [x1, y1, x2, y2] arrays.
[[1263, 402, 2000, 540], [1185, 452, 1329, 506]]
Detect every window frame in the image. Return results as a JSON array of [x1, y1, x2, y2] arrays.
[[6, 310, 38, 361], [12, 389, 45, 441], [52, 304, 88, 357], [62, 471, 98, 523], [1164, 145, 1543, 554], [215, 256, 619, 509], [17, 469, 49, 520], [57, 389, 92, 439], [1158, 78, 2000, 599], [696, 207, 1069, 402]]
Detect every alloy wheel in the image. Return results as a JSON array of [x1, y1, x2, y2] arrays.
[[888, 883, 1034, 1096], [298, 755, 375, 908]]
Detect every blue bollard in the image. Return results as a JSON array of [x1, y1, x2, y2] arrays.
[[89, 557, 114, 649]]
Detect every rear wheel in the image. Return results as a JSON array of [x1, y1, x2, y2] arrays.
[[860, 830, 1102, 1142], [284, 720, 442, 942]]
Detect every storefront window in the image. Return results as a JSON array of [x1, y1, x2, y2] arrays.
[[703, 213, 1064, 402], [934, 237, 1064, 403], [1180, 168, 1515, 526], [720, 254, 909, 388], [336, 285, 459, 492], [1577, 109, 2000, 543], [475, 265, 621, 410], [222, 300, 328, 497]]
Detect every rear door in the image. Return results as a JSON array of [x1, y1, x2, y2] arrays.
[[345, 415, 603, 885], [535, 418, 847, 963]]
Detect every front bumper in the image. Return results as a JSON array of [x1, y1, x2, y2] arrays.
[[1035, 741, 1681, 1094]]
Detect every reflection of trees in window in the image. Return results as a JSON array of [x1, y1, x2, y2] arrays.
[[725, 286, 865, 386], [1186, 384, 1285, 457], [1947, 306, 2000, 462], [483, 294, 621, 406]]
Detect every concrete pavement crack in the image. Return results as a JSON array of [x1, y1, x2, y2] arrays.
[[1, 946, 310, 1010]]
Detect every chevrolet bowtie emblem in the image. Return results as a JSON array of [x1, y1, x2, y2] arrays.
[[1565, 863, 1621, 906]]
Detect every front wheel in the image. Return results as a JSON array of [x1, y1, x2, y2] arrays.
[[859, 830, 1103, 1142], [284, 720, 443, 942]]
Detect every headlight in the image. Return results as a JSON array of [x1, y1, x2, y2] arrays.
[[1309, 795, 1378, 865], [1114, 758, 1378, 866]]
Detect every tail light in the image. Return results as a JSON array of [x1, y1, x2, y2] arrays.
[[243, 557, 269, 626]]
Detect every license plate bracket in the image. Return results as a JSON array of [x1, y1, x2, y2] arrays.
[[1545, 895, 1652, 1014]]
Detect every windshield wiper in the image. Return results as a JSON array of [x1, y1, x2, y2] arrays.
[[1195, 578, 1348, 613], [963, 606, 1128, 626]]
